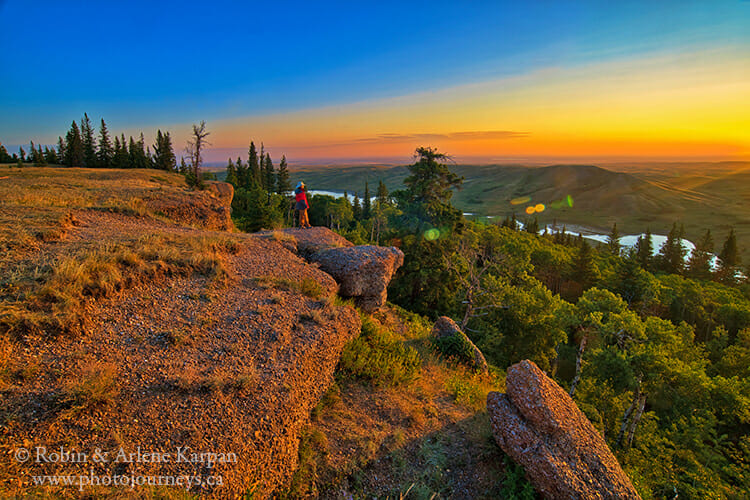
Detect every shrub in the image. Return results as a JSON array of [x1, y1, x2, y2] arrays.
[[339, 315, 421, 387]]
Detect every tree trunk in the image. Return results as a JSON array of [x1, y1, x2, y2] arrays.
[[625, 392, 647, 448], [460, 288, 474, 331], [616, 384, 640, 447], [569, 330, 588, 397]]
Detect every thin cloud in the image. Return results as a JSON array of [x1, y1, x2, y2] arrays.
[[349, 130, 529, 145]]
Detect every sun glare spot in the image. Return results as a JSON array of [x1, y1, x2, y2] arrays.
[[424, 228, 440, 241], [511, 196, 531, 205]]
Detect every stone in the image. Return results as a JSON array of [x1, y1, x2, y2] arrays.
[[431, 316, 489, 374], [311, 245, 404, 313], [487, 360, 642, 500]]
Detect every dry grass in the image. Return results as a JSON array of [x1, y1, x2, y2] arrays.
[[172, 364, 259, 394], [60, 361, 119, 412]]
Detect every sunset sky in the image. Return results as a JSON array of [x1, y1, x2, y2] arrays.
[[1, 1, 748, 164]]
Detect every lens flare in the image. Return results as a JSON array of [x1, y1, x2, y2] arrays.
[[525, 206, 535, 215], [535, 203, 545, 212], [424, 228, 440, 241], [511, 196, 531, 205], [566, 195, 574, 207]]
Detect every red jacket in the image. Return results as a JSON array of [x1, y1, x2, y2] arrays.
[[295, 187, 308, 204]]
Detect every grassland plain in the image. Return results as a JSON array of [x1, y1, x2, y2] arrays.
[[288, 161, 750, 263], [0, 166, 519, 498]]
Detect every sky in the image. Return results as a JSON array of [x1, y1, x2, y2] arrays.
[[0, 0, 748, 164]]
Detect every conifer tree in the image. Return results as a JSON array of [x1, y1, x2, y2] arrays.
[[376, 180, 389, 206], [0, 142, 11, 163], [687, 229, 714, 280], [44, 146, 58, 165], [128, 136, 137, 168], [152, 130, 176, 171], [97, 119, 114, 168], [225, 158, 238, 187], [276, 155, 290, 195], [607, 222, 621, 256], [29, 141, 38, 165], [572, 238, 596, 290], [56, 137, 66, 165], [112, 136, 128, 169], [657, 223, 686, 274], [235, 156, 247, 188], [263, 152, 274, 192], [717, 228, 740, 284], [247, 141, 259, 187], [635, 229, 653, 270], [64, 121, 84, 167], [19, 146, 26, 163], [81, 113, 97, 167], [363, 181, 371, 219], [352, 193, 363, 220]]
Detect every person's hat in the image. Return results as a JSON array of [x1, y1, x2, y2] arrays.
[[296, 181, 304, 189]]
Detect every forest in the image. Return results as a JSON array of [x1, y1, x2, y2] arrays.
[[4, 119, 749, 498]]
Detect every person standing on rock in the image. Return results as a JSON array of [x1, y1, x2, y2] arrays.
[[295, 181, 311, 228]]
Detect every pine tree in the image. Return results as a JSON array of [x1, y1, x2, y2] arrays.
[[97, 119, 114, 168], [64, 121, 84, 167], [263, 152, 274, 192], [29, 141, 38, 165], [235, 157, 247, 188], [112, 136, 128, 169], [687, 229, 714, 280], [247, 141, 259, 188], [363, 181, 371, 219], [607, 223, 621, 256], [19, 146, 26, 163], [717, 228, 740, 284], [81, 113, 97, 167], [0, 142, 11, 163], [352, 193, 363, 220], [376, 180, 389, 206], [635, 229, 653, 270], [225, 158, 238, 187], [572, 238, 596, 289], [44, 146, 58, 165], [57, 137, 66, 165], [656, 223, 686, 274], [152, 130, 176, 171], [276, 155, 290, 195]]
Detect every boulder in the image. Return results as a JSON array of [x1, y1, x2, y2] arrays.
[[431, 316, 489, 374], [281, 227, 353, 257], [487, 360, 641, 500], [206, 180, 234, 206], [311, 245, 404, 313]]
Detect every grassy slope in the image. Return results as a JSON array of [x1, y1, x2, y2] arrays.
[[290, 161, 750, 263]]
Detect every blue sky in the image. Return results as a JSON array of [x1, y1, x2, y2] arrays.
[[0, 1, 748, 161]]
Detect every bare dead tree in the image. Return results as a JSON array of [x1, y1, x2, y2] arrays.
[[185, 121, 210, 187]]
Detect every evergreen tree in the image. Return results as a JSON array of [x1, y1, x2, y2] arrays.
[[687, 229, 714, 280], [247, 141, 260, 187], [112, 136, 128, 168], [276, 155, 291, 195], [396, 146, 463, 230], [225, 158, 238, 187], [235, 157, 247, 188], [0, 142, 11, 163], [81, 113, 97, 167], [64, 121, 84, 167], [376, 180, 389, 206], [525, 217, 539, 234], [128, 136, 137, 168], [607, 223, 621, 256], [717, 228, 740, 284], [57, 137, 66, 165], [352, 193, 362, 220], [44, 146, 58, 165], [96, 119, 114, 168], [19, 146, 26, 163], [263, 152, 274, 192], [656, 223, 686, 274], [179, 157, 188, 175], [363, 181, 371, 219], [29, 141, 38, 165], [635, 229, 653, 270], [572, 238, 597, 290], [152, 130, 176, 171]]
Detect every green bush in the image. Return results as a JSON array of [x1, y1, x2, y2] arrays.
[[432, 330, 475, 362], [339, 315, 421, 387]]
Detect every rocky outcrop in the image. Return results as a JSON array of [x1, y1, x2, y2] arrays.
[[311, 245, 404, 312], [487, 360, 641, 500], [431, 316, 489, 374], [146, 181, 234, 230], [282, 228, 403, 313]]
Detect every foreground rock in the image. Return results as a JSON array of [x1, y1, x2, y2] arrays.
[[487, 360, 641, 500], [431, 316, 489, 374], [282, 228, 404, 313]]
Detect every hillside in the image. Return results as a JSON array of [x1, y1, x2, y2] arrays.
[[290, 161, 750, 263], [0, 167, 512, 498]]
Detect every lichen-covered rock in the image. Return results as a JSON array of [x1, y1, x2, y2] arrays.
[[281, 227, 353, 257], [487, 360, 642, 500], [431, 316, 489, 374], [311, 245, 404, 312]]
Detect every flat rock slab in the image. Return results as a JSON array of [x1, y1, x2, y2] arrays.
[[487, 360, 641, 500]]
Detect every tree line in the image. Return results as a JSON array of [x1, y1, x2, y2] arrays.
[[1, 113, 177, 171]]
